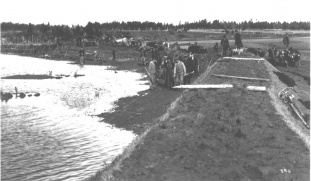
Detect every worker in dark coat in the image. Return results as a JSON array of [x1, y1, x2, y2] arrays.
[[161, 56, 174, 89], [283, 33, 290, 50], [220, 35, 229, 56], [184, 52, 195, 84], [235, 30, 243, 49]]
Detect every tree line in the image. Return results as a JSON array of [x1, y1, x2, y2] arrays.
[[1, 20, 309, 42]]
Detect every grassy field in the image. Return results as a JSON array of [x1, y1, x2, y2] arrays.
[[127, 29, 309, 41], [192, 37, 310, 61]]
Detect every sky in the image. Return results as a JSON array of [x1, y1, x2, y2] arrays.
[[0, 0, 310, 26]]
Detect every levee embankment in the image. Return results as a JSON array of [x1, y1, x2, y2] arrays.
[[91, 56, 309, 181]]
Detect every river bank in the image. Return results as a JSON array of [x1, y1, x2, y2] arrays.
[[2, 38, 310, 180], [0, 54, 147, 181], [88, 56, 310, 181], [0, 40, 222, 144]]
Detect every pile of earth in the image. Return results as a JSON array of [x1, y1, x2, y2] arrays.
[[94, 57, 309, 181]]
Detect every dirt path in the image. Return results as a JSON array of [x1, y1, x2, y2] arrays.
[[90, 57, 310, 181]]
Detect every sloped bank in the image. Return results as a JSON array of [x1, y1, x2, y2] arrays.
[[89, 57, 309, 181]]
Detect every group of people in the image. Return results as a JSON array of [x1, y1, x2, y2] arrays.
[[270, 33, 292, 60], [78, 32, 292, 91], [214, 30, 291, 57], [148, 51, 198, 90], [213, 30, 244, 56]]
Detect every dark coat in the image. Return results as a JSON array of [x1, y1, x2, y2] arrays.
[[235, 33, 243, 48], [220, 38, 229, 50], [283, 36, 289, 45], [185, 57, 195, 73]]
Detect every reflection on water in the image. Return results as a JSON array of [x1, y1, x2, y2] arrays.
[[1, 54, 149, 181]]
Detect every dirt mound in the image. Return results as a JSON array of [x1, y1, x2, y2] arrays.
[[112, 87, 309, 181], [104, 58, 309, 181]]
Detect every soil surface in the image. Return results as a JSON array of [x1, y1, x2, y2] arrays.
[[96, 48, 218, 135], [97, 88, 182, 135], [2, 37, 309, 181], [96, 58, 310, 181]]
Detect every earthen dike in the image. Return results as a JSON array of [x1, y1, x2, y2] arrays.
[[92, 56, 310, 181]]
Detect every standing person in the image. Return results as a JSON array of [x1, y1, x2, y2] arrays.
[[79, 47, 85, 65], [283, 33, 290, 50], [112, 49, 116, 61], [162, 56, 173, 89], [192, 52, 199, 76], [148, 59, 157, 89], [173, 55, 186, 86], [220, 35, 229, 57], [184, 53, 195, 85], [271, 45, 278, 60], [235, 30, 243, 50], [140, 48, 146, 66]]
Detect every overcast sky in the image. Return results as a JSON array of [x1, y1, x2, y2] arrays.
[[0, 0, 310, 26]]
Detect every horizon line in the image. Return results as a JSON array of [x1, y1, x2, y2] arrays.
[[2, 19, 310, 27]]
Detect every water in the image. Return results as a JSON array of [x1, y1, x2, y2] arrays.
[[1, 54, 149, 181]]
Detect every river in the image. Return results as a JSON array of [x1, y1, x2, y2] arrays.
[[1, 54, 149, 181]]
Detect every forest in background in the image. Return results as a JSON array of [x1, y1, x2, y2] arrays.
[[1, 20, 310, 42]]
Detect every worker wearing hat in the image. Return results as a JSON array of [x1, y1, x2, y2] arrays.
[[220, 35, 229, 56], [283, 33, 290, 50], [173, 54, 186, 86], [148, 58, 157, 89]]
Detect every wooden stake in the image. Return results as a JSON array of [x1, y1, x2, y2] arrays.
[[173, 84, 233, 89], [173, 84, 267, 91], [211, 74, 270, 81]]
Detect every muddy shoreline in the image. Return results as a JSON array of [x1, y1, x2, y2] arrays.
[[1, 46, 219, 134]]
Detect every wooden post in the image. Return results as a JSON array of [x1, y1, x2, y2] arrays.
[[15, 87, 18, 97], [211, 74, 270, 81], [173, 84, 234, 89], [173, 84, 266, 92]]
